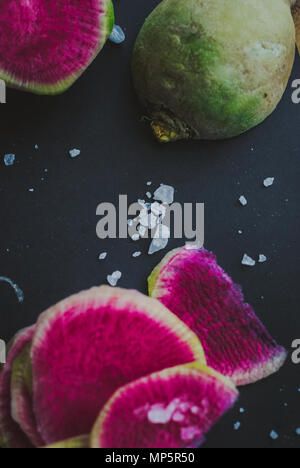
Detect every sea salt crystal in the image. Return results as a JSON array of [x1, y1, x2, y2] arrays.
[[107, 271, 122, 287], [28, 188, 34, 192], [264, 177, 275, 188], [270, 430, 279, 440], [259, 254, 267, 263], [4, 154, 15, 166], [109, 25, 126, 44], [296, 428, 300, 436], [239, 408, 245, 414], [146, 192, 152, 199], [172, 411, 185, 422], [148, 237, 169, 255], [190, 406, 200, 415], [242, 254, 256, 267], [34, 144, 39, 150], [180, 426, 202, 442], [99, 252, 107, 260], [132, 251, 141, 258], [154, 184, 174, 205], [147, 181, 152, 186], [69, 148, 81, 158], [239, 196, 248, 207], [234, 422, 241, 431], [238, 230, 243, 235], [131, 233, 140, 241], [147, 404, 172, 424]]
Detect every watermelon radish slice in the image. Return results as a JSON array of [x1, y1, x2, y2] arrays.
[[31, 286, 205, 445], [91, 363, 238, 448], [11, 344, 43, 447], [149, 247, 287, 386], [0, 326, 35, 448], [0, 0, 114, 94]]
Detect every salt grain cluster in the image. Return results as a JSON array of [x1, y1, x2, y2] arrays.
[[127, 183, 175, 255]]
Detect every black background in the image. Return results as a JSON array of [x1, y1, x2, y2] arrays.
[[0, 0, 299, 448]]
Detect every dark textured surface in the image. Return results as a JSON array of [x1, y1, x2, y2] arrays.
[[0, 0, 299, 448]]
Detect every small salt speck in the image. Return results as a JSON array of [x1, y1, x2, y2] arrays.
[[296, 428, 300, 436], [239, 408, 245, 414], [234, 422, 241, 431], [34, 144, 39, 150], [238, 230, 243, 235], [109, 25, 126, 44], [261, 296, 265, 300], [146, 192, 152, 199], [284, 403, 288, 407], [132, 251, 141, 258], [154, 184, 175, 205], [147, 181, 152, 186], [69, 148, 81, 158], [242, 254, 256, 267], [259, 254, 267, 263], [99, 252, 107, 260], [28, 188, 34, 192], [270, 430, 279, 440], [107, 271, 122, 287], [4, 154, 15, 166], [239, 196, 248, 207], [263, 177, 275, 188], [131, 233, 140, 241]]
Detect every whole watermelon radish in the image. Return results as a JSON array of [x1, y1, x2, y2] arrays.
[[132, 0, 296, 142]]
